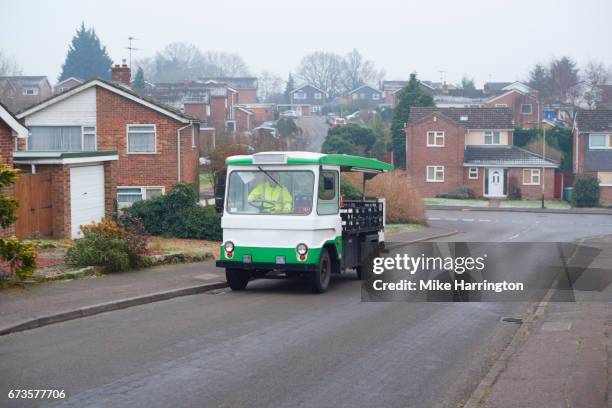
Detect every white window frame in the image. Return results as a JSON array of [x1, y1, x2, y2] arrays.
[[589, 133, 611, 150], [313, 92, 322, 100], [521, 104, 533, 115], [598, 171, 612, 186], [426, 165, 445, 183], [191, 126, 196, 148], [484, 130, 501, 145], [293, 91, 306, 100], [23, 87, 38, 96], [117, 186, 165, 208], [468, 167, 478, 179], [522, 168, 541, 185], [495, 104, 508, 108], [82, 125, 97, 151], [426, 131, 444, 147], [127, 124, 157, 154], [372, 93, 380, 100]]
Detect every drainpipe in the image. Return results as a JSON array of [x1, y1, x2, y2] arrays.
[[177, 123, 191, 182]]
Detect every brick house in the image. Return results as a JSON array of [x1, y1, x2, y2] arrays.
[[405, 107, 558, 199], [0, 102, 28, 237], [200, 77, 258, 104], [290, 84, 327, 114], [346, 85, 383, 109], [53, 77, 84, 94], [0, 76, 53, 113], [382, 81, 408, 106], [573, 109, 612, 204], [13, 75, 200, 239], [485, 89, 541, 129]]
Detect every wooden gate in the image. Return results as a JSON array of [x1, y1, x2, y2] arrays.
[[14, 173, 53, 238]]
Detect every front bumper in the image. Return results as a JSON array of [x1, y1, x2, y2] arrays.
[[216, 260, 318, 272]]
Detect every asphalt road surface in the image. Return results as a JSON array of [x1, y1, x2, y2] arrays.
[[1, 211, 610, 408], [295, 116, 328, 153]]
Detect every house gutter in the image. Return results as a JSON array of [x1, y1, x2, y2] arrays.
[[177, 123, 192, 182]]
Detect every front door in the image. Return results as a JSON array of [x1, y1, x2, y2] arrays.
[[487, 168, 504, 197]]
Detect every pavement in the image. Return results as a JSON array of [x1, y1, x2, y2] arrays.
[[470, 234, 612, 408], [0, 211, 610, 407], [427, 204, 612, 215], [295, 115, 328, 153]]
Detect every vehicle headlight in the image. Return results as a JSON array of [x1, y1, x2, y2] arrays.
[[224, 241, 235, 253], [296, 243, 308, 255]]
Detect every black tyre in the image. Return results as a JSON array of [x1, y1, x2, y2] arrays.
[[226, 268, 249, 291], [310, 249, 331, 293], [356, 242, 379, 281]]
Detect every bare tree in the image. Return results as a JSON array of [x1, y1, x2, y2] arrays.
[[341, 49, 384, 92], [201, 51, 249, 77], [296, 51, 344, 98], [0, 51, 22, 76], [582, 60, 612, 109], [257, 70, 283, 102]]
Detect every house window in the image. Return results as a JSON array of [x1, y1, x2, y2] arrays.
[[372, 93, 380, 100], [521, 104, 533, 114], [427, 131, 444, 147], [28, 126, 95, 151], [469, 167, 478, 179], [522, 168, 541, 185], [426, 165, 444, 182], [117, 186, 164, 208], [589, 134, 611, 149], [598, 172, 612, 186], [314, 92, 322, 100], [484, 131, 501, 145], [127, 124, 156, 153], [23, 87, 38, 96], [293, 91, 306, 99], [495, 104, 508, 108]]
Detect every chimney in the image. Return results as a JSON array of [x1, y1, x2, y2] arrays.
[[111, 59, 131, 85]]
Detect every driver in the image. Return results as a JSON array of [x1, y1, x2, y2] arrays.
[[247, 172, 293, 213]]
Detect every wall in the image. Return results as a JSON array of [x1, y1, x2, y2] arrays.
[[238, 89, 257, 104], [462, 166, 484, 197], [25, 86, 96, 126], [405, 115, 465, 197], [96, 87, 199, 193], [509, 167, 555, 200], [0, 120, 15, 237], [209, 96, 227, 134], [485, 91, 540, 129]]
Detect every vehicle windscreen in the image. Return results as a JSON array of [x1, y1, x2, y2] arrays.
[[227, 170, 314, 215]]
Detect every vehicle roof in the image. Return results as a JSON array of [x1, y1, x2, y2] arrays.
[[226, 151, 394, 172]]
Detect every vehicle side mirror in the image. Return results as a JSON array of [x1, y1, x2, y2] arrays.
[[323, 175, 334, 190]]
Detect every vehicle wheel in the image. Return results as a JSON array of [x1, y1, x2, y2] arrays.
[[356, 243, 379, 281], [226, 268, 249, 291], [310, 249, 331, 293]]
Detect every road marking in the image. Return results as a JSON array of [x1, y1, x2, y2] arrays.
[[445, 218, 458, 221], [478, 219, 491, 222], [462, 218, 474, 222], [506, 233, 520, 240], [428, 217, 441, 220]]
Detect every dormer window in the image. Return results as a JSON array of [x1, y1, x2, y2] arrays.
[[23, 87, 39, 96]]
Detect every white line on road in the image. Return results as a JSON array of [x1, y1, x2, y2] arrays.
[[506, 233, 520, 240], [428, 217, 441, 220], [478, 219, 491, 222], [445, 218, 458, 221], [462, 219, 474, 222]]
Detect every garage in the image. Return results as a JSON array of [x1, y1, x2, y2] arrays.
[[70, 165, 105, 239]]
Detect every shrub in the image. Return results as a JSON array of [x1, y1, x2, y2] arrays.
[[365, 170, 426, 224], [126, 183, 222, 241], [507, 176, 522, 200], [167, 206, 222, 241], [435, 185, 475, 199], [340, 176, 362, 200], [65, 218, 149, 272], [572, 175, 600, 207]]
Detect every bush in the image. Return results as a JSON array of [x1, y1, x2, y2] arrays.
[[507, 176, 522, 200], [572, 175, 600, 207], [126, 183, 222, 241], [167, 206, 222, 241], [435, 185, 475, 199], [340, 176, 363, 199], [65, 218, 149, 272], [365, 170, 426, 224]]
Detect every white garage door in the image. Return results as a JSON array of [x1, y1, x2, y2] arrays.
[[70, 165, 105, 239]]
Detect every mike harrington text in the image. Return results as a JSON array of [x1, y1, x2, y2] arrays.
[[372, 279, 524, 293]]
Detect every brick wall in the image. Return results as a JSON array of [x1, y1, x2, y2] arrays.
[[235, 109, 251, 132], [463, 167, 484, 197], [509, 167, 555, 200], [601, 186, 612, 204], [184, 103, 207, 121], [209, 96, 227, 134], [485, 91, 540, 129], [405, 115, 465, 197], [96, 87, 199, 194]]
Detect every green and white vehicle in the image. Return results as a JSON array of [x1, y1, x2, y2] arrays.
[[216, 151, 394, 293]]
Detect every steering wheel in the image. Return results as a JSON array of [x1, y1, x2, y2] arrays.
[[248, 199, 277, 211]]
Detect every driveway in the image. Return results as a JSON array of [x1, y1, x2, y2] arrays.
[[295, 116, 328, 153]]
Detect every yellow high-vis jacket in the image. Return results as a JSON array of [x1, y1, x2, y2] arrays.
[[248, 181, 293, 213]]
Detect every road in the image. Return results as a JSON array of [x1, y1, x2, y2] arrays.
[[295, 116, 328, 153], [1, 210, 610, 408]]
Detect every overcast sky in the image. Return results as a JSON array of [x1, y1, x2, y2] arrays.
[[2, 0, 611, 86]]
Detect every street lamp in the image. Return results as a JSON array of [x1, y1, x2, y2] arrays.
[[541, 120, 546, 209]]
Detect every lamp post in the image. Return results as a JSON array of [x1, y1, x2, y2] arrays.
[[541, 122, 546, 209]]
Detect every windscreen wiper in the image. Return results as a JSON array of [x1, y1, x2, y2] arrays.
[[257, 166, 280, 186]]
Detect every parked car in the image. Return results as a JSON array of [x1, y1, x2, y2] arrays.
[[346, 111, 360, 120], [281, 110, 298, 118], [326, 113, 338, 125], [331, 117, 347, 126]]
